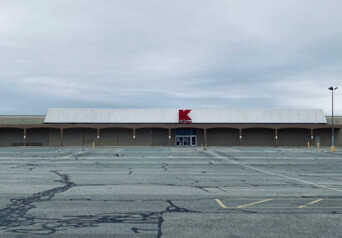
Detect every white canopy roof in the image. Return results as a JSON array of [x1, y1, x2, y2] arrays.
[[44, 108, 327, 124]]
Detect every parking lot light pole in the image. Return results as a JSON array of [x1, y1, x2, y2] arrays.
[[328, 86, 338, 152]]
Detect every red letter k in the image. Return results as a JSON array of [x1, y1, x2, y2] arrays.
[[179, 109, 192, 122]]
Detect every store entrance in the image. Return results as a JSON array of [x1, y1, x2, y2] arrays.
[[175, 129, 197, 146]]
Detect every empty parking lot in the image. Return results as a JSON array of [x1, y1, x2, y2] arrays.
[[1, 147, 342, 237]]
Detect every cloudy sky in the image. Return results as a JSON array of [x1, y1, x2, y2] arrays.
[[0, 0, 341, 115]]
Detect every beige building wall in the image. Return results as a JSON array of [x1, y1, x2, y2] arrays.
[[152, 128, 169, 146], [0, 115, 341, 147], [337, 129, 342, 146], [99, 128, 119, 146], [26, 128, 49, 146], [314, 128, 341, 146], [0, 128, 23, 146], [278, 128, 310, 146], [135, 128, 152, 146], [171, 129, 176, 145], [118, 128, 134, 146], [242, 128, 275, 146], [207, 128, 239, 146], [197, 129, 204, 146], [63, 128, 84, 146], [84, 128, 97, 146], [48, 129, 60, 146]]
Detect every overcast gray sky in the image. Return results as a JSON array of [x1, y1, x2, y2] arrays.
[[0, 0, 341, 115]]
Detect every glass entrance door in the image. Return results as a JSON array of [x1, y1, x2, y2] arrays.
[[175, 129, 197, 146], [176, 136, 197, 146], [191, 136, 197, 146], [176, 136, 183, 146], [183, 136, 190, 146]]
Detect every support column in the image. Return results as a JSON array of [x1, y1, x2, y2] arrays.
[[168, 128, 171, 146], [239, 129, 242, 146], [60, 128, 64, 147], [275, 129, 278, 147], [23, 128, 27, 147], [204, 128, 207, 147], [97, 128, 100, 146], [310, 128, 314, 146]]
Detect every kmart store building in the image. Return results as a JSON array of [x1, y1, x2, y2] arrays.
[[0, 108, 341, 147]]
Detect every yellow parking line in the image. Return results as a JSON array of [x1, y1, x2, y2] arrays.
[[224, 206, 342, 209], [298, 199, 323, 208], [309, 199, 324, 205], [215, 199, 227, 208], [237, 199, 272, 208]]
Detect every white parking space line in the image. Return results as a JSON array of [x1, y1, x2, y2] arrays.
[[207, 150, 342, 193]]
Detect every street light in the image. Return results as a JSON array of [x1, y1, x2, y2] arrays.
[[328, 86, 338, 152]]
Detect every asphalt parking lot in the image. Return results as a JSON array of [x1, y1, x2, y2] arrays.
[[0, 146, 342, 237]]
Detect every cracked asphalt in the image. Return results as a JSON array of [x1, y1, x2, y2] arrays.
[[0, 146, 342, 237]]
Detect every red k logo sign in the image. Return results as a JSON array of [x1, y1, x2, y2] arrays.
[[179, 109, 192, 124]]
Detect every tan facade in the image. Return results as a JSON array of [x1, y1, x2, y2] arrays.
[[0, 116, 341, 147]]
